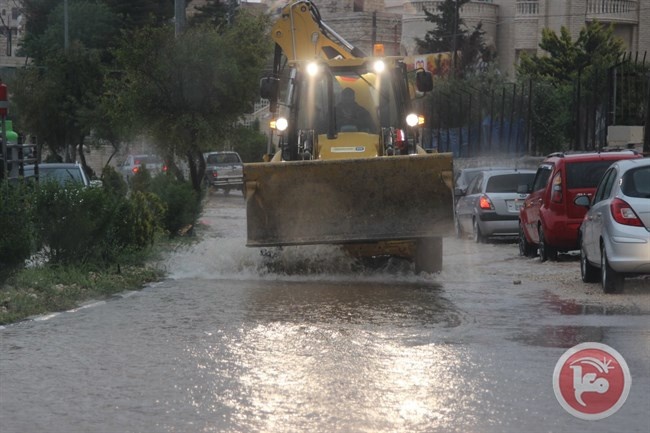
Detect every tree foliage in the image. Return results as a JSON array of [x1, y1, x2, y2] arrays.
[[414, 0, 493, 77], [110, 11, 271, 191], [517, 22, 624, 85]]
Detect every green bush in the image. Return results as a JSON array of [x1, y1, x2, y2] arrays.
[[101, 165, 128, 197], [130, 164, 152, 193], [107, 191, 165, 254], [0, 181, 35, 268], [149, 174, 201, 235], [33, 181, 115, 264]]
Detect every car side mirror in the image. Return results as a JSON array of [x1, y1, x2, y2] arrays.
[[574, 195, 591, 207], [454, 187, 465, 197], [517, 184, 530, 194], [260, 76, 279, 101]]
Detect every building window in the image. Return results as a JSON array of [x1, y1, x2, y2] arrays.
[[12, 8, 19, 20], [353, 0, 364, 12]]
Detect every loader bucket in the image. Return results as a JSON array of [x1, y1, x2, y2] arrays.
[[244, 153, 454, 247]]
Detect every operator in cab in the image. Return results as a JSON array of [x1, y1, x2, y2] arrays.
[[336, 87, 374, 133]]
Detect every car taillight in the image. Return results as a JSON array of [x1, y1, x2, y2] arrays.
[[132, 166, 139, 174], [211, 172, 218, 178], [551, 172, 562, 203], [162, 165, 168, 172], [610, 198, 643, 227], [479, 194, 494, 210]]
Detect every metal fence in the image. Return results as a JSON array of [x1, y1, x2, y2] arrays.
[[422, 79, 533, 157]]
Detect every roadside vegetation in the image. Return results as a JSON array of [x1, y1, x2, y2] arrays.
[[1, 2, 268, 324], [0, 167, 201, 325]]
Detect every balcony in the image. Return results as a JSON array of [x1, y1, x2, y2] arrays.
[[408, 1, 498, 22], [515, 1, 539, 18], [586, 0, 638, 24]]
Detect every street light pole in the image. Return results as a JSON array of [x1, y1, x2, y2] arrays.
[[64, 0, 69, 52]]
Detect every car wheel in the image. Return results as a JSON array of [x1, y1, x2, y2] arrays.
[[580, 242, 599, 283], [538, 225, 557, 262], [473, 219, 485, 244], [601, 245, 624, 293], [519, 222, 536, 257]]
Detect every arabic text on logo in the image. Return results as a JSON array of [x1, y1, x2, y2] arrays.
[[553, 342, 631, 420]]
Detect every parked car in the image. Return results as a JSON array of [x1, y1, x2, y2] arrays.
[[454, 167, 511, 196], [455, 169, 535, 242], [118, 154, 166, 183], [23, 163, 90, 187], [204, 151, 244, 195], [518, 150, 643, 261], [576, 158, 650, 293]]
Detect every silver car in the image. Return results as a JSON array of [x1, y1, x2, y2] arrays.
[[118, 154, 166, 183], [23, 163, 90, 187], [455, 169, 535, 242], [203, 151, 244, 195], [577, 158, 650, 293]]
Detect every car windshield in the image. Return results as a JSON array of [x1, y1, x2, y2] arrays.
[[27, 167, 85, 186], [622, 166, 650, 198], [207, 153, 240, 164], [565, 161, 617, 189], [486, 173, 535, 193]]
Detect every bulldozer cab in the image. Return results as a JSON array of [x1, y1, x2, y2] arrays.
[[270, 58, 425, 160]]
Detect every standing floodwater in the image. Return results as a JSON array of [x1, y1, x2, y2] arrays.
[[1, 194, 648, 433]]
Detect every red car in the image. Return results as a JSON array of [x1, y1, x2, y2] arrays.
[[518, 150, 643, 261]]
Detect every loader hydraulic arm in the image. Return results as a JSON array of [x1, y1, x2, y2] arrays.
[[271, 1, 366, 62]]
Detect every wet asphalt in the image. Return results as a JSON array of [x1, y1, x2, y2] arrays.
[[0, 193, 648, 433]]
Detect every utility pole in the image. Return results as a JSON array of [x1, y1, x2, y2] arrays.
[[175, 0, 186, 36], [451, 0, 458, 79], [64, 0, 69, 52]]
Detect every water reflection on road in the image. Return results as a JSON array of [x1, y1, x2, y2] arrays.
[[0, 194, 648, 433]]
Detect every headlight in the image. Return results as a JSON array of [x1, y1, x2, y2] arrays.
[[373, 60, 385, 73], [406, 113, 419, 127], [275, 117, 289, 131], [306, 62, 319, 77]]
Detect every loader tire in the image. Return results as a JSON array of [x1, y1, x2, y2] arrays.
[[415, 237, 443, 274]]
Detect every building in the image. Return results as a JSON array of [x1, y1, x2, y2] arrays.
[[384, 0, 648, 77], [0, 0, 26, 71]]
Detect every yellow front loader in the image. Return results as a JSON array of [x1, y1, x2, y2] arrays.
[[244, 1, 453, 272]]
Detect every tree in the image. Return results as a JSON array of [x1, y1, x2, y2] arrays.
[[517, 22, 627, 151], [110, 12, 271, 191], [189, 0, 229, 27], [517, 22, 624, 85], [12, 42, 105, 164], [414, 0, 493, 77]]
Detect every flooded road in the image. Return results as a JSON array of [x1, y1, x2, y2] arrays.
[[1, 194, 649, 433]]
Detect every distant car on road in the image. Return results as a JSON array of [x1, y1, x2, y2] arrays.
[[23, 163, 90, 187], [204, 151, 244, 195], [454, 167, 511, 196], [576, 158, 650, 293], [455, 169, 535, 242], [118, 154, 166, 183]]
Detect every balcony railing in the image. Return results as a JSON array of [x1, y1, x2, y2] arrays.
[[410, 1, 494, 14], [586, 0, 638, 23], [515, 1, 539, 17]]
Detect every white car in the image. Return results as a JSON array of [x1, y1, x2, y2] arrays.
[[118, 154, 166, 183], [577, 158, 650, 293]]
